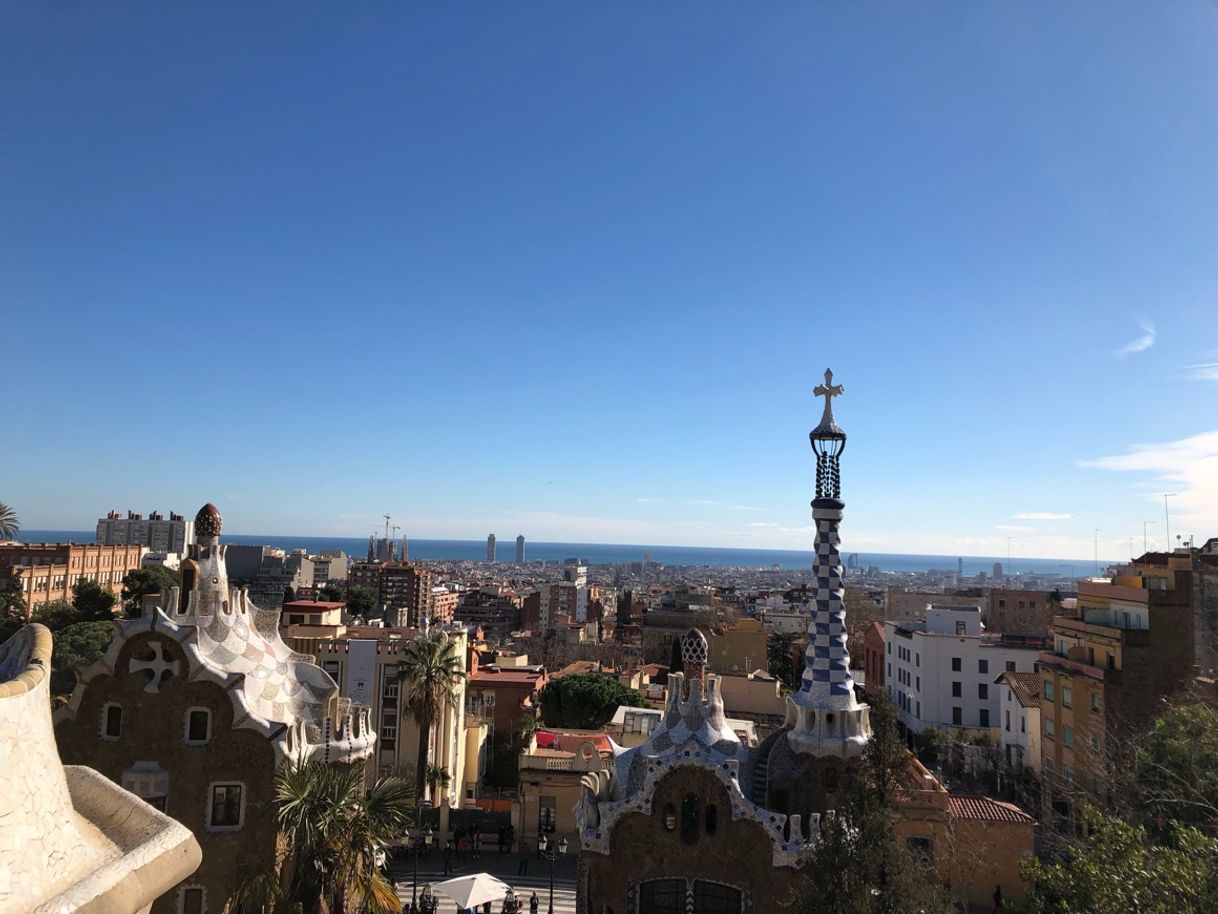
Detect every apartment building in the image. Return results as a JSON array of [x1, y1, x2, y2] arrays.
[[994, 671, 1041, 773], [987, 588, 1060, 634], [96, 509, 195, 554], [884, 606, 1045, 735], [1038, 552, 1197, 820], [313, 625, 471, 804], [349, 561, 434, 627], [0, 542, 144, 612]]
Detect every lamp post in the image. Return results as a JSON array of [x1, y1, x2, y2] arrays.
[[408, 826, 434, 907], [1164, 493, 1179, 548], [537, 833, 567, 914]]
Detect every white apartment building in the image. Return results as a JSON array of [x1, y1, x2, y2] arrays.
[[96, 509, 194, 553], [995, 670, 1041, 773], [884, 606, 1043, 735]]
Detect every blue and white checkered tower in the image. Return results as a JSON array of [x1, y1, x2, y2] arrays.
[[786, 369, 872, 757]]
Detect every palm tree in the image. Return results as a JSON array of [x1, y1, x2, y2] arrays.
[[425, 764, 451, 801], [0, 502, 19, 541], [392, 630, 466, 801], [227, 761, 414, 914]]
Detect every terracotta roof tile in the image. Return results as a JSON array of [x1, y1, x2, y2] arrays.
[[948, 794, 1035, 824], [998, 671, 1041, 708]]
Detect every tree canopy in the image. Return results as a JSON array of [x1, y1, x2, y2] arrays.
[[767, 632, 800, 690], [72, 579, 117, 621], [1133, 702, 1218, 831], [0, 501, 19, 540], [121, 565, 181, 617], [538, 672, 646, 730], [344, 584, 379, 619], [391, 631, 466, 800], [319, 583, 344, 602], [50, 620, 114, 697], [1018, 810, 1218, 914]]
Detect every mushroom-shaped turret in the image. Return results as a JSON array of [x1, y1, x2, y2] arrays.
[[195, 503, 222, 538]]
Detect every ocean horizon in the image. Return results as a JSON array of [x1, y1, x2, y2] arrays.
[[15, 530, 1115, 577]]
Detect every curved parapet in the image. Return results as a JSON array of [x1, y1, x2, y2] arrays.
[[2, 624, 201, 914]]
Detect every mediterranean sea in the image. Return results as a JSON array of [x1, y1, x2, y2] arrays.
[[17, 530, 1109, 577]]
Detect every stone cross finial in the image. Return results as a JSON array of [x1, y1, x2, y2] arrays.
[[813, 368, 844, 427]]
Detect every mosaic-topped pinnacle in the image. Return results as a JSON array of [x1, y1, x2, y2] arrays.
[[195, 503, 222, 538]]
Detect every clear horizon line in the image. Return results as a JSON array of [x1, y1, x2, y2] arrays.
[[14, 527, 1125, 566]]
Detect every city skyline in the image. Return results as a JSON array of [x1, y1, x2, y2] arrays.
[[4, 4, 1217, 560]]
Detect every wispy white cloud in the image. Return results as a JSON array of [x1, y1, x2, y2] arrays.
[[732, 505, 765, 512], [1114, 321, 1156, 357], [1185, 362, 1218, 382], [635, 497, 664, 504], [996, 524, 1035, 532], [1081, 430, 1218, 538], [1014, 512, 1075, 521], [748, 522, 778, 528]]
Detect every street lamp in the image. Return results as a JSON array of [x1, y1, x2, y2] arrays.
[[537, 833, 568, 914], [408, 826, 434, 906]]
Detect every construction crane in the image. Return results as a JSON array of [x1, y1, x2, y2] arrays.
[[383, 514, 391, 543]]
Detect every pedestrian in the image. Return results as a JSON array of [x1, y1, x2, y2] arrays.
[[458, 834, 468, 861], [473, 830, 481, 860], [517, 851, 528, 876], [992, 885, 1003, 911], [498, 825, 507, 854], [443, 843, 453, 875], [529, 892, 539, 914], [483, 902, 492, 914]]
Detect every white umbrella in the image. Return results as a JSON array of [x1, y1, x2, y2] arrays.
[[431, 873, 514, 909]]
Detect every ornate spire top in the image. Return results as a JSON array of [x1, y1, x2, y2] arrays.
[[811, 368, 845, 440], [194, 503, 222, 538], [810, 369, 846, 501]]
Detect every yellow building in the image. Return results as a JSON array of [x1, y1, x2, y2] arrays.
[[706, 618, 768, 674], [515, 734, 607, 852], [1039, 552, 1197, 823]]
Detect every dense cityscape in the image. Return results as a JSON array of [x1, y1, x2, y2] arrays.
[[6, 4, 1218, 914]]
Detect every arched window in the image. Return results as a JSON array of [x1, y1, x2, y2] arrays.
[[101, 702, 123, 740], [705, 804, 718, 836], [184, 708, 211, 745]]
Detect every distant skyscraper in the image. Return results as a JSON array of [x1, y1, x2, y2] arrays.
[[993, 561, 1003, 579], [958, 557, 964, 577], [516, 535, 525, 563], [401, 535, 409, 562], [486, 534, 496, 563]]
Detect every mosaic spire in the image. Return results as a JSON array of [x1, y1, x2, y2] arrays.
[[787, 371, 871, 757]]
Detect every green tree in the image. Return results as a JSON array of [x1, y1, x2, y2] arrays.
[[31, 599, 85, 631], [767, 632, 800, 689], [1017, 809, 1218, 914], [0, 567, 26, 634], [793, 692, 952, 914], [1134, 702, 1218, 831], [227, 760, 414, 914], [320, 583, 344, 602], [72, 579, 117, 621], [391, 631, 466, 801], [425, 764, 451, 800], [0, 501, 19, 540], [50, 620, 114, 697], [538, 672, 646, 730], [121, 566, 181, 617], [345, 585, 379, 619]]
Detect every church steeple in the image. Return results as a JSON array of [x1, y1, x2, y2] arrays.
[[786, 370, 871, 757]]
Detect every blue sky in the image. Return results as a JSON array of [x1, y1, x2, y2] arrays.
[[4, 3, 1217, 560]]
